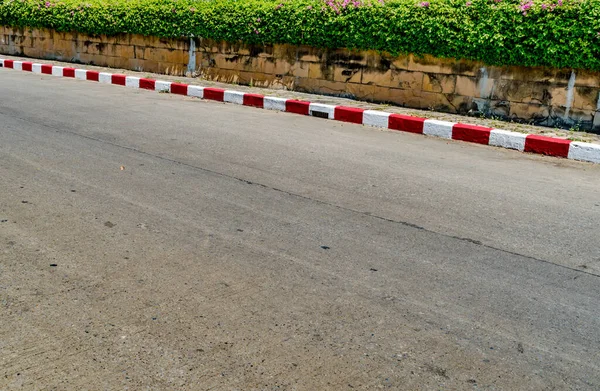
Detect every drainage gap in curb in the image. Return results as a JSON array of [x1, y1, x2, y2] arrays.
[[311, 111, 330, 119]]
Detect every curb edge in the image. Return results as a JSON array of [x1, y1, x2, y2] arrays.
[[2, 57, 599, 164]]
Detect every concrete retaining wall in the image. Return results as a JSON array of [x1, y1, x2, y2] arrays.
[[2, 26, 599, 132]]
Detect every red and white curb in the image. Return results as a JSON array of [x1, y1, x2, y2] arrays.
[[2, 58, 599, 164]]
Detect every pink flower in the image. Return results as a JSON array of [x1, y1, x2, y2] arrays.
[[326, 0, 340, 12], [256, 18, 261, 22], [466, 1, 472, 6], [324, 0, 366, 9], [45, 2, 50, 7], [519, 0, 533, 14], [307, 5, 313, 9], [419, 1, 430, 7], [541, 3, 547, 8], [275, 3, 283, 9], [254, 29, 259, 34]]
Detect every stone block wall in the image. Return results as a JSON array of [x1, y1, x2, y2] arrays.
[[2, 26, 599, 132]]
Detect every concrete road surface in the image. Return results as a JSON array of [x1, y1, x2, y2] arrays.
[[1, 69, 599, 390]]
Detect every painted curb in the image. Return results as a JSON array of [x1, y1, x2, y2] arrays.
[[2, 57, 599, 164]]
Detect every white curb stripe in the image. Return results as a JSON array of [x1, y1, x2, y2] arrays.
[[125, 76, 140, 88], [224, 90, 245, 105], [155, 80, 170, 92], [264, 96, 287, 111], [568, 142, 600, 163], [52, 66, 64, 77], [489, 129, 527, 151], [423, 119, 454, 139], [187, 85, 204, 98], [363, 110, 391, 128], [32, 63, 42, 74], [13, 61, 23, 71], [309, 103, 336, 119], [75, 69, 87, 80], [98, 72, 112, 84]]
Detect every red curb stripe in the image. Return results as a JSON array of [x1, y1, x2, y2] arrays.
[[388, 114, 425, 134], [285, 100, 310, 115], [63, 68, 75, 78], [334, 106, 365, 124], [170, 83, 189, 96], [204, 87, 225, 101], [524, 135, 571, 158], [86, 70, 99, 82], [243, 93, 264, 108], [4, 59, 14, 68], [139, 78, 155, 90], [22, 62, 33, 72], [452, 123, 492, 145], [111, 74, 126, 86], [41, 64, 53, 75]]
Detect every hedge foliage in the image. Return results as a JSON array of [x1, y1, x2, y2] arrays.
[[1, 0, 600, 70]]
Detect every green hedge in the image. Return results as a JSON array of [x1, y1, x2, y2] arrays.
[[1, 0, 600, 71]]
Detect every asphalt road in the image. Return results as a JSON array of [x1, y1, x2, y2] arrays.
[[1, 69, 599, 390]]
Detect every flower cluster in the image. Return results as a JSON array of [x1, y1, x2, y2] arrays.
[[540, 0, 563, 11], [520, 0, 564, 15], [519, 0, 533, 14], [325, 0, 365, 14]]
